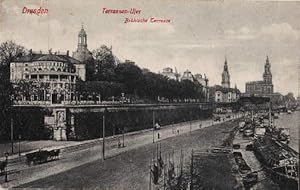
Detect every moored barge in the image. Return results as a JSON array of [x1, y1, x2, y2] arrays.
[[253, 136, 299, 189]]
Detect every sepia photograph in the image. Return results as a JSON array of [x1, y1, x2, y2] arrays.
[[0, 0, 299, 189]]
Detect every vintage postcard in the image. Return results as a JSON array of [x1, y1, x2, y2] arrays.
[[0, 0, 299, 189]]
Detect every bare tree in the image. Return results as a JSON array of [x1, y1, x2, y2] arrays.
[[0, 40, 27, 66]]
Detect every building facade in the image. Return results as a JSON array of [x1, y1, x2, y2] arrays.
[[10, 27, 90, 105], [212, 85, 240, 103], [245, 56, 274, 95], [161, 67, 180, 80], [181, 70, 193, 81]]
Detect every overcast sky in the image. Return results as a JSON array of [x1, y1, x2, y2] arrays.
[[0, 0, 299, 96]]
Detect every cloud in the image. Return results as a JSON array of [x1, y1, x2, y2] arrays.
[[259, 23, 299, 42], [224, 27, 255, 40]]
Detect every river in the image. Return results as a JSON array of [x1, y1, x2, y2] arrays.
[[275, 110, 299, 152]]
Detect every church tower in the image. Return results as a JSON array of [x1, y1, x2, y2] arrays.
[[263, 56, 272, 84], [73, 25, 93, 63], [221, 58, 230, 88], [77, 26, 88, 50]]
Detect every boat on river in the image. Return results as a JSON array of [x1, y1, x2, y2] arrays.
[[253, 135, 299, 189]]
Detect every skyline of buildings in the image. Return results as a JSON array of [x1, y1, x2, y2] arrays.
[[6, 25, 296, 99]]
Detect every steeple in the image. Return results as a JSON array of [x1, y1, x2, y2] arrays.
[[221, 57, 230, 88], [224, 57, 228, 72], [73, 24, 93, 63], [77, 24, 87, 50], [263, 55, 272, 84]]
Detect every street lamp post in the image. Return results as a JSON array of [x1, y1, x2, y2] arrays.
[[102, 111, 106, 160], [4, 152, 9, 182]]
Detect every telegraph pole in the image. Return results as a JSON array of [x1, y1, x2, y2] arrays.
[[11, 118, 14, 154], [189, 111, 192, 135], [102, 110, 106, 160], [122, 127, 125, 147], [190, 149, 194, 190], [152, 110, 155, 143]]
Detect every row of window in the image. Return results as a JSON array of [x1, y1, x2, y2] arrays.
[[24, 74, 77, 81], [24, 67, 75, 72], [25, 62, 67, 67], [246, 85, 272, 93]]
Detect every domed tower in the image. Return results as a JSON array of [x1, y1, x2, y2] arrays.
[[263, 56, 272, 84], [72, 25, 93, 63], [221, 58, 230, 88], [78, 26, 87, 50]]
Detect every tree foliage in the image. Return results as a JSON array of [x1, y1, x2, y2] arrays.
[[0, 41, 27, 140], [81, 44, 205, 102]]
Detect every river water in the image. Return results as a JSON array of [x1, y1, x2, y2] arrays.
[[275, 110, 299, 152]]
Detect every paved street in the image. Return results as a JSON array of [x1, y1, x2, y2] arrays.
[[0, 113, 240, 189], [18, 118, 241, 189]]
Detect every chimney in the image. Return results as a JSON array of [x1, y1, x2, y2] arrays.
[[66, 50, 69, 56], [29, 49, 32, 55]]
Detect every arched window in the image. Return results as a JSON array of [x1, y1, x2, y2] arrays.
[[57, 68, 61, 72], [51, 68, 55, 71], [38, 68, 42, 71]]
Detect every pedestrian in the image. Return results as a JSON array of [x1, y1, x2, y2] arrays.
[[177, 130, 179, 134], [158, 133, 160, 139], [199, 123, 202, 128]]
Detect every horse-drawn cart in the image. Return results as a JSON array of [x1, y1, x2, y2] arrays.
[[25, 149, 60, 165]]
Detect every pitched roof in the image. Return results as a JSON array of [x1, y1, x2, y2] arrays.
[[13, 53, 81, 64], [246, 80, 264, 84], [214, 85, 241, 94]]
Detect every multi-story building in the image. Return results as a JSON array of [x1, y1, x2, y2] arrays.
[[212, 85, 240, 103], [194, 73, 209, 102], [181, 70, 193, 81], [10, 27, 90, 105], [161, 67, 180, 80]]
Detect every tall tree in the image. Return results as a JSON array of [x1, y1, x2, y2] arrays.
[[0, 41, 27, 140], [92, 45, 117, 81]]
